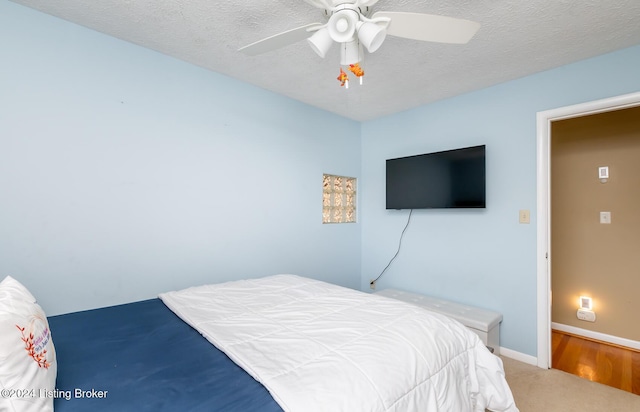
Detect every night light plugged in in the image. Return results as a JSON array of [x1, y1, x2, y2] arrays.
[[579, 296, 593, 311]]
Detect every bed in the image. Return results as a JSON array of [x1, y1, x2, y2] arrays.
[[2, 274, 518, 411], [48, 298, 283, 412]]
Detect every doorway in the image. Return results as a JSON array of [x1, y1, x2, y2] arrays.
[[536, 91, 640, 369]]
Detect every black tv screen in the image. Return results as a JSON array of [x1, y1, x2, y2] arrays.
[[386, 145, 486, 209]]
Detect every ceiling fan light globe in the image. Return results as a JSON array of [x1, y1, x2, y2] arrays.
[[335, 19, 349, 33], [307, 28, 333, 58], [357, 22, 386, 53], [328, 10, 357, 43]]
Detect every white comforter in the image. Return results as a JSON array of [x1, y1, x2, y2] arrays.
[[159, 274, 518, 412]]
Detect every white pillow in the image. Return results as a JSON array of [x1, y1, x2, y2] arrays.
[[0, 276, 57, 412]]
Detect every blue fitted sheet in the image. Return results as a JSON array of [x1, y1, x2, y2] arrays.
[[47, 298, 283, 412]]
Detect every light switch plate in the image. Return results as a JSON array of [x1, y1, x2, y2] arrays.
[[519, 209, 530, 224], [598, 166, 609, 179], [600, 211, 611, 224]]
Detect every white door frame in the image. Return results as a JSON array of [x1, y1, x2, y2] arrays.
[[536, 91, 640, 368]]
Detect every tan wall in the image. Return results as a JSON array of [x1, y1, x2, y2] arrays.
[[551, 106, 640, 341]]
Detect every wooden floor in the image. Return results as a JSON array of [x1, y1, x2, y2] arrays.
[[552, 329, 640, 395]]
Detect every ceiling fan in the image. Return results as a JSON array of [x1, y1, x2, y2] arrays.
[[239, 0, 480, 85]]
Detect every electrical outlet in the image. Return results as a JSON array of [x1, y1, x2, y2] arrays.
[[577, 309, 596, 322], [600, 211, 611, 224], [369, 280, 376, 290]]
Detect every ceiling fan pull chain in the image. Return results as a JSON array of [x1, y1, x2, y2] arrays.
[[337, 67, 349, 87]]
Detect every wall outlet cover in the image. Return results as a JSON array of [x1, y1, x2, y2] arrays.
[[600, 211, 611, 224], [577, 309, 596, 322]]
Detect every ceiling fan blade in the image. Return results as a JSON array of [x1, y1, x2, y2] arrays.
[[372, 11, 480, 44], [239, 23, 323, 56]]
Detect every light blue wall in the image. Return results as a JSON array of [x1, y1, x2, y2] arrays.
[[360, 45, 640, 356], [0, 2, 361, 315]]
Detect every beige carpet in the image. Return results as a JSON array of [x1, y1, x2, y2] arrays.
[[501, 356, 640, 411]]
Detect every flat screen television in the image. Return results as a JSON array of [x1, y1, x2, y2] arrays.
[[386, 145, 486, 209]]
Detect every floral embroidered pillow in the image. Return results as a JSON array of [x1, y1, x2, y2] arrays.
[[0, 276, 57, 412]]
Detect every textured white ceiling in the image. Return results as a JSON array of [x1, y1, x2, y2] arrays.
[[10, 0, 640, 121]]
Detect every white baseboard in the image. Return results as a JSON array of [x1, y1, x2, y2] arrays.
[[552, 322, 640, 351], [499, 347, 538, 366], [498, 324, 640, 370]]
